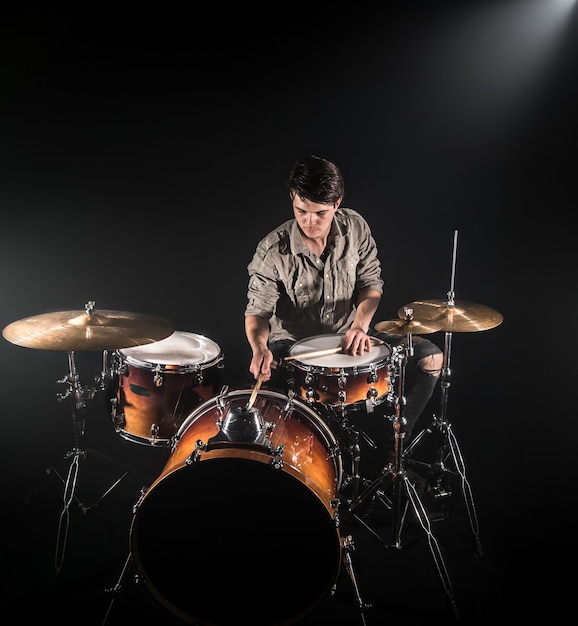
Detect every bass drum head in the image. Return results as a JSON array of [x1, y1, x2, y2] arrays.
[[131, 452, 342, 625]]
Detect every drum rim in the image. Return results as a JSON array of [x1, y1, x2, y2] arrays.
[[173, 387, 343, 491], [289, 333, 391, 372], [129, 454, 343, 625], [176, 387, 337, 441], [116, 330, 223, 371]]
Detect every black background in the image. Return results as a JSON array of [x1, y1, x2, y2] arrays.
[[1, 2, 577, 624]]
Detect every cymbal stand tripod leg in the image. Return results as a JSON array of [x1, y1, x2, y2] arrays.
[[340, 534, 369, 626], [404, 328, 483, 558], [48, 351, 132, 572], [102, 550, 133, 626], [348, 340, 461, 621]]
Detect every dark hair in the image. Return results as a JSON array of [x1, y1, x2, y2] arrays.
[[286, 155, 345, 205]]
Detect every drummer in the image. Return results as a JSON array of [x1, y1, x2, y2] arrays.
[[244, 154, 443, 447]]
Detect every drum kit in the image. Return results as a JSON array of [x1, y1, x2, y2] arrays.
[[3, 270, 503, 625]]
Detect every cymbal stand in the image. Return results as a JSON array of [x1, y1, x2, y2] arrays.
[[347, 336, 460, 621], [404, 229, 483, 558], [35, 350, 132, 573], [403, 304, 483, 559]]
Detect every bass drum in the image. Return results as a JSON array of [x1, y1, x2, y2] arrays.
[[108, 331, 224, 446], [130, 388, 343, 625]]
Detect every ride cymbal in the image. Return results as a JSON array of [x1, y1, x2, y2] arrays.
[[2, 308, 174, 351], [374, 318, 443, 335], [398, 300, 503, 332]]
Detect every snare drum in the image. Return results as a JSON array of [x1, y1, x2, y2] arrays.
[[108, 331, 224, 446], [286, 333, 391, 413]]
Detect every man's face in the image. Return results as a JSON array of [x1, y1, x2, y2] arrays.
[[292, 195, 341, 239]]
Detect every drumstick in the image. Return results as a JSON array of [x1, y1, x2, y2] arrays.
[[283, 347, 344, 361], [246, 372, 265, 410], [282, 337, 387, 362]]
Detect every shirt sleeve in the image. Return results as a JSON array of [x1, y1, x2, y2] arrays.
[[354, 214, 384, 294], [244, 240, 280, 318]]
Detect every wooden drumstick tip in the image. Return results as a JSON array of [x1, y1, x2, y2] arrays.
[[246, 372, 265, 410]]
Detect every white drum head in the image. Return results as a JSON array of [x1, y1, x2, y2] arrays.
[[119, 331, 222, 368], [289, 334, 390, 369]]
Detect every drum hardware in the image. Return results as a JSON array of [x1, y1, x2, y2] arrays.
[[333, 412, 379, 503], [42, 350, 134, 574], [346, 324, 461, 622], [2, 301, 172, 573], [207, 375, 279, 448], [401, 231, 503, 558], [340, 534, 371, 626]]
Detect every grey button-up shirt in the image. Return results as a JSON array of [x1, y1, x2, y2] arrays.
[[245, 208, 384, 344]]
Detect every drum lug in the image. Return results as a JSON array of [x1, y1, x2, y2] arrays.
[[306, 387, 319, 403], [110, 398, 127, 429], [331, 503, 341, 527], [366, 387, 379, 400], [217, 386, 230, 408], [132, 486, 148, 514], [153, 365, 163, 387], [337, 390, 347, 404], [194, 370, 204, 386], [271, 444, 285, 469], [283, 391, 297, 413], [185, 439, 207, 464], [110, 396, 117, 418]]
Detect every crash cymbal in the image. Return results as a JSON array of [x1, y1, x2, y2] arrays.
[[398, 299, 503, 332], [2, 308, 174, 351], [374, 318, 443, 335]]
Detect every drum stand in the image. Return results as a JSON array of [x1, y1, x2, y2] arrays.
[[334, 410, 379, 503], [28, 350, 132, 573], [344, 338, 461, 622], [403, 310, 484, 559]]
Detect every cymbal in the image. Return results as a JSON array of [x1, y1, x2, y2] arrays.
[[2, 309, 174, 351], [374, 318, 443, 335], [398, 300, 503, 332]]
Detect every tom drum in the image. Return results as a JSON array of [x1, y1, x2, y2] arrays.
[[286, 333, 391, 413], [108, 331, 224, 446]]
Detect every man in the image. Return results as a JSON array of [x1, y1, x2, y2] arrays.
[[244, 154, 443, 453]]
